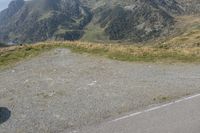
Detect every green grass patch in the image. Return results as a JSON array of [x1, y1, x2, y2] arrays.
[[0, 45, 57, 69]]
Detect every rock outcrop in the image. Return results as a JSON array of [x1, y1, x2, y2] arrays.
[[0, 0, 199, 43]]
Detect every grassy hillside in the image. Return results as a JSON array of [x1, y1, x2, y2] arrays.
[[154, 16, 200, 48], [1, 15, 200, 69], [81, 23, 109, 42], [1, 40, 200, 69]]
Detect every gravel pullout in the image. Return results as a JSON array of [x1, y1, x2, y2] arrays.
[[0, 48, 200, 133]]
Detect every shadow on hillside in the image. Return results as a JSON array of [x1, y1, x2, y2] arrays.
[[0, 107, 11, 124]]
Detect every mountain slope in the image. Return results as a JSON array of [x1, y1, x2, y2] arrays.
[[0, 0, 199, 43], [81, 0, 184, 42], [97, 1, 176, 42], [177, 0, 200, 14], [0, 0, 92, 43]]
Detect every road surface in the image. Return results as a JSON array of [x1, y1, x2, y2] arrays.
[[79, 94, 200, 133], [1, 48, 200, 132]]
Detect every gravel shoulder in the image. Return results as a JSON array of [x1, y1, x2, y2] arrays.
[[0, 48, 200, 133]]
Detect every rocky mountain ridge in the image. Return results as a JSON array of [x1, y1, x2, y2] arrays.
[[0, 0, 199, 43]]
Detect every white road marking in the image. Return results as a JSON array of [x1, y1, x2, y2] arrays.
[[110, 93, 200, 123]]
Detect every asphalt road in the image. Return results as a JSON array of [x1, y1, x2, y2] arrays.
[[79, 94, 200, 133]]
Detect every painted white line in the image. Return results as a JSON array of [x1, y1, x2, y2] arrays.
[[110, 93, 200, 123], [64, 93, 200, 133], [112, 112, 143, 122]]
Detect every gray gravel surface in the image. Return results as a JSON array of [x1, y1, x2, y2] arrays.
[[0, 48, 200, 133]]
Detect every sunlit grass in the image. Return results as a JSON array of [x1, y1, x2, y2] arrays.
[[1, 41, 200, 69]]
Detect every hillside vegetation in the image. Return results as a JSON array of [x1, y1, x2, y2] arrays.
[[1, 15, 200, 68], [1, 39, 200, 69], [162, 16, 200, 48], [0, 1, 200, 68]]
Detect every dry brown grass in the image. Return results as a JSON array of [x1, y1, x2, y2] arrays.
[[1, 41, 200, 69], [158, 15, 200, 48]]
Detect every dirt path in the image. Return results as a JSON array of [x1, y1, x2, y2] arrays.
[[0, 48, 200, 133]]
